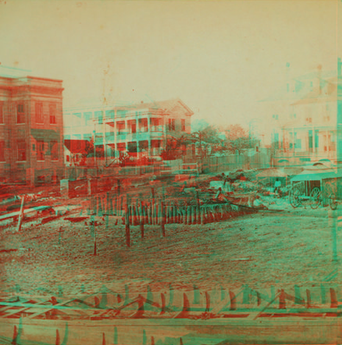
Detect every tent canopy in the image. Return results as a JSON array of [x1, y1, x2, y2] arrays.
[[256, 168, 287, 178], [290, 165, 342, 182]]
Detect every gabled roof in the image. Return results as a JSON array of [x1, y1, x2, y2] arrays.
[[114, 98, 194, 116], [291, 84, 342, 105], [64, 139, 90, 154], [260, 69, 339, 103]]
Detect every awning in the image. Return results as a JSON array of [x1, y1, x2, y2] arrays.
[[31, 128, 60, 141]]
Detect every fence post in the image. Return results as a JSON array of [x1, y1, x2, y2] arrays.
[[125, 196, 130, 247], [187, 206, 191, 225], [279, 289, 286, 309], [161, 201, 165, 237], [139, 201, 144, 239], [330, 288, 337, 308]]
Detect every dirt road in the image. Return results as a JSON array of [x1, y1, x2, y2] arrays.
[[0, 201, 340, 297]]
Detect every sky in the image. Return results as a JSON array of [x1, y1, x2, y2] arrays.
[[0, 0, 341, 131]]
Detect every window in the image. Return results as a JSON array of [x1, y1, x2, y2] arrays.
[[330, 131, 336, 151], [50, 141, 58, 160], [37, 140, 45, 161], [0, 102, 3, 124], [274, 133, 279, 147], [105, 131, 114, 138], [17, 140, 26, 161], [129, 121, 136, 134], [272, 114, 279, 120], [150, 118, 162, 131], [105, 110, 114, 119], [181, 119, 185, 131], [314, 130, 319, 149], [308, 130, 313, 151], [0, 140, 4, 161], [295, 139, 302, 149], [49, 103, 56, 124], [139, 118, 148, 132], [35, 102, 43, 123], [17, 103, 25, 123], [117, 121, 125, 134], [168, 119, 175, 131], [84, 112, 92, 126], [95, 111, 103, 124]]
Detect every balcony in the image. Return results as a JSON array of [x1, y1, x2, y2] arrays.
[[150, 125, 163, 132]]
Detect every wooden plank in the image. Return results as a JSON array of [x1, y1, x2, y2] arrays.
[[247, 292, 281, 320], [0, 205, 53, 221], [26, 298, 82, 319]]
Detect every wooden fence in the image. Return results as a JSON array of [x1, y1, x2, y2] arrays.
[[89, 191, 256, 247]]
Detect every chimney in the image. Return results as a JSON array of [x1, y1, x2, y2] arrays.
[[286, 62, 291, 93], [317, 64, 322, 94]]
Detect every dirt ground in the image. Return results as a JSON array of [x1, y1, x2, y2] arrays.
[[0, 193, 340, 298]]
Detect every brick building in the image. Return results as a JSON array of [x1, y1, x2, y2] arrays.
[[0, 75, 64, 185]]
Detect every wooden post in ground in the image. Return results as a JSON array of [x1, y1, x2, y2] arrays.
[[106, 192, 109, 214], [144, 205, 147, 225], [16, 196, 25, 232], [151, 187, 155, 225], [120, 195, 124, 216], [93, 216, 97, 256], [113, 198, 118, 225], [160, 201, 165, 237], [187, 206, 191, 225], [140, 201, 144, 239], [125, 196, 130, 247], [196, 191, 200, 224], [156, 202, 159, 225], [135, 199, 139, 225]]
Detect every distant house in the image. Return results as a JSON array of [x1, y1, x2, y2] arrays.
[[263, 60, 342, 166], [0, 75, 64, 184]]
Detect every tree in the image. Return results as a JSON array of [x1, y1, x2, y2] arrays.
[[160, 137, 186, 161], [186, 125, 221, 173], [224, 124, 256, 154]]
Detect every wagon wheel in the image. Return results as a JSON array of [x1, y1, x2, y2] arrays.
[[310, 187, 321, 209], [329, 193, 338, 210], [289, 188, 301, 208]]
